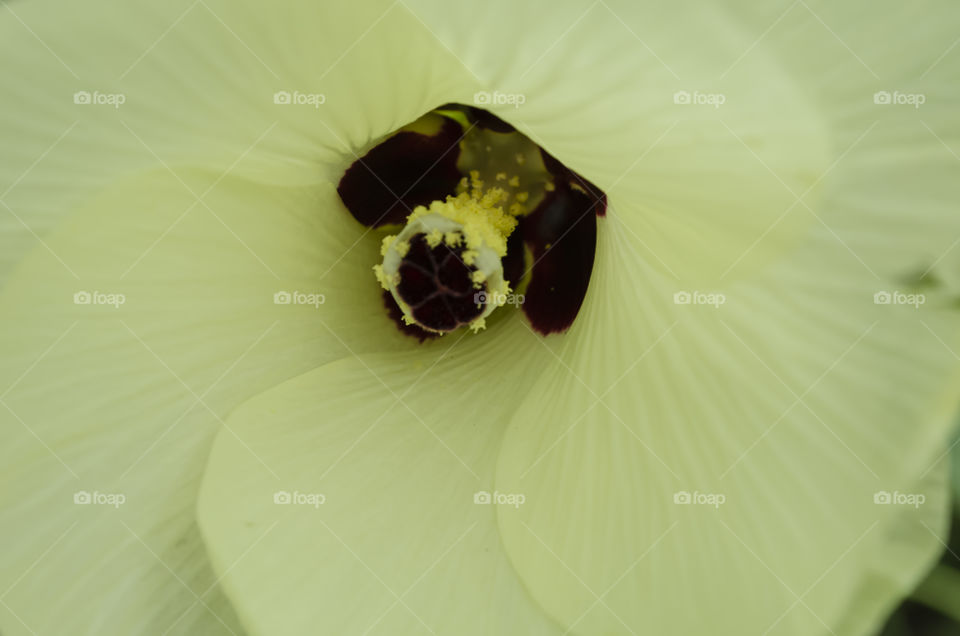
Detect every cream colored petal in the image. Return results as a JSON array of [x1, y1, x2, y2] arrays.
[[492, 215, 960, 635], [0, 0, 477, 282], [369, 5, 960, 629], [835, 462, 952, 636], [406, 0, 960, 284], [0, 168, 437, 635], [196, 316, 560, 635]]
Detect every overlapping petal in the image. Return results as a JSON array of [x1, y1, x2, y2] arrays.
[[0, 0, 475, 283], [0, 166, 454, 634], [494, 216, 960, 634], [0, 0, 491, 631], [197, 317, 559, 635], [197, 0, 960, 633]]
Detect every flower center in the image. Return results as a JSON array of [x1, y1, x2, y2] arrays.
[[337, 104, 606, 339], [375, 175, 521, 333]]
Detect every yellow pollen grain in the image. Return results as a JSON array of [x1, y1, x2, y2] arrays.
[[425, 228, 444, 247], [469, 170, 484, 192], [495, 172, 507, 181], [405, 184, 518, 257], [515, 153, 526, 165], [469, 317, 487, 333], [380, 235, 397, 257], [508, 176, 520, 187], [373, 264, 397, 290], [516, 192, 529, 203]]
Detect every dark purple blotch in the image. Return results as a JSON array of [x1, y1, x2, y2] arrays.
[[337, 118, 464, 228], [505, 149, 605, 335]]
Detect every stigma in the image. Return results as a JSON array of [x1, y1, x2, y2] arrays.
[[375, 174, 523, 334]]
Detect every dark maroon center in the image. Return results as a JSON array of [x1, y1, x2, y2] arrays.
[[395, 234, 486, 332], [337, 104, 606, 339]]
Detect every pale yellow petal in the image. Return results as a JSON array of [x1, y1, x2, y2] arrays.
[[197, 317, 560, 635], [0, 168, 425, 635]]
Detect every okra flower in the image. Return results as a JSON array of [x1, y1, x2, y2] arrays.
[[1, 1, 959, 635]]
